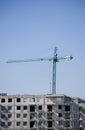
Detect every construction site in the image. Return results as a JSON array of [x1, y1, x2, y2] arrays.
[[0, 93, 85, 130], [0, 47, 85, 130]]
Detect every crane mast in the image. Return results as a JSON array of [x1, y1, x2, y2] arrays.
[[7, 47, 73, 94], [52, 47, 57, 94]]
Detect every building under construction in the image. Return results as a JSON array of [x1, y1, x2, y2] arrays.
[[0, 93, 85, 130]]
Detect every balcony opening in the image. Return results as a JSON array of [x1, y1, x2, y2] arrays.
[[47, 105, 52, 112], [8, 122, 12, 126], [17, 98, 21, 102], [23, 106, 27, 110], [30, 121, 35, 128], [30, 113, 35, 120], [47, 121, 52, 127], [1, 122, 5, 127], [8, 98, 12, 103], [8, 106, 12, 110], [1, 106, 5, 111], [8, 114, 12, 118], [16, 122, 20, 126], [65, 113, 70, 119], [1, 114, 5, 118], [23, 121, 27, 126], [59, 113, 62, 117], [65, 105, 70, 111], [30, 105, 35, 112], [17, 106, 21, 110], [47, 113, 52, 119], [38, 121, 43, 126], [1, 98, 5, 103], [65, 121, 70, 127], [17, 114, 20, 118], [58, 105, 62, 109], [23, 114, 27, 118], [38, 113, 42, 118], [38, 105, 42, 110]]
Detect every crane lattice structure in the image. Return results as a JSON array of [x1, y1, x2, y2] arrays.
[[7, 47, 73, 94]]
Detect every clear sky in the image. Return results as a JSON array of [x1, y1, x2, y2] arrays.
[[0, 0, 85, 99]]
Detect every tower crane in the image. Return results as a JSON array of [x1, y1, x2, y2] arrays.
[[7, 47, 73, 94]]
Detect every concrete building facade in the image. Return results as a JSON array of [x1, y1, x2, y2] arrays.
[[73, 98, 85, 130], [0, 94, 84, 130]]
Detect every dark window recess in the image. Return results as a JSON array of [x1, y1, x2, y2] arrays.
[[47, 105, 52, 112], [65, 105, 70, 111], [59, 113, 62, 117], [33, 98, 35, 102], [8, 122, 12, 126], [30, 114, 35, 119], [1, 114, 5, 118], [23, 114, 27, 118], [38, 113, 42, 118], [38, 105, 42, 110], [23, 121, 27, 126], [17, 122, 20, 126], [17, 106, 21, 110], [1, 98, 5, 103], [30, 105, 35, 112], [38, 121, 42, 126], [8, 106, 12, 110], [17, 98, 21, 102], [65, 121, 70, 127], [8, 114, 12, 118], [58, 105, 62, 109], [59, 121, 62, 126], [65, 113, 70, 119], [8, 98, 12, 102], [47, 121, 52, 127], [23, 106, 27, 110], [1, 106, 5, 111], [1, 122, 5, 127], [30, 121, 35, 128], [17, 114, 20, 118], [47, 113, 52, 119]]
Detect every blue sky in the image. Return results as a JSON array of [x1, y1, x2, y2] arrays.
[[0, 0, 85, 99]]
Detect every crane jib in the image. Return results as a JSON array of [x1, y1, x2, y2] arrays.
[[7, 47, 73, 94]]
